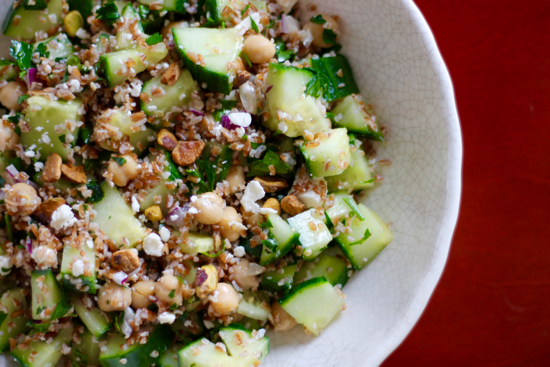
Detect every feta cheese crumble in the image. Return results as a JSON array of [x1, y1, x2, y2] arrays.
[[241, 181, 265, 213], [143, 233, 164, 257], [50, 204, 78, 231], [158, 312, 176, 324], [159, 226, 170, 242], [228, 112, 252, 128], [72, 259, 84, 277]]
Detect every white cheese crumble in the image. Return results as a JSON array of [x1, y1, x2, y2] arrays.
[[277, 121, 288, 133], [0, 255, 12, 276], [241, 181, 265, 213], [143, 233, 164, 257], [159, 226, 170, 242], [112, 271, 127, 285], [259, 207, 277, 215], [50, 204, 78, 231], [72, 259, 84, 277], [228, 112, 252, 128], [297, 191, 323, 209], [233, 246, 245, 257], [131, 195, 140, 214], [121, 307, 135, 338], [158, 312, 176, 324]]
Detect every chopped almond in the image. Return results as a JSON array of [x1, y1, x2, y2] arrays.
[[161, 62, 181, 86], [61, 164, 87, 184], [156, 129, 178, 151], [281, 195, 306, 216], [172, 141, 206, 166], [41, 153, 62, 183]]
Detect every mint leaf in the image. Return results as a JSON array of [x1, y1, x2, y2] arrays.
[[86, 180, 104, 203], [247, 150, 292, 177], [36, 43, 50, 58], [146, 33, 162, 45], [310, 15, 326, 25]]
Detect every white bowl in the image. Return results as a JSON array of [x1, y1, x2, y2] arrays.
[[0, 0, 461, 365]]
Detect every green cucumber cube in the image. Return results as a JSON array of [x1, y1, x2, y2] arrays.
[[97, 109, 154, 155], [11, 327, 73, 367], [219, 324, 270, 365], [299, 128, 352, 178], [141, 69, 199, 117], [259, 213, 299, 266], [261, 263, 297, 292], [294, 247, 350, 288], [34, 33, 74, 60], [237, 291, 271, 321], [178, 338, 236, 367], [331, 94, 384, 141], [325, 143, 375, 192], [137, 0, 187, 13], [0, 288, 30, 352], [31, 269, 71, 321], [178, 232, 215, 255], [287, 209, 332, 260], [3, 0, 63, 41], [60, 241, 97, 293]]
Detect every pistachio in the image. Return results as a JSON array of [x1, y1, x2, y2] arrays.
[[144, 205, 163, 222], [195, 264, 218, 299], [111, 249, 140, 273], [172, 141, 205, 166]]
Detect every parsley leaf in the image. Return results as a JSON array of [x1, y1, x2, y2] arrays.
[[112, 157, 127, 166], [240, 234, 263, 259], [80, 124, 92, 144], [274, 37, 294, 63], [146, 33, 163, 45], [9, 40, 33, 75], [50, 297, 71, 320], [7, 112, 22, 125], [343, 197, 365, 221], [247, 150, 292, 177], [169, 289, 175, 298], [322, 29, 338, 45], [96, 1, 120, 27], [250, 16, 259, 33], [219, 100, 237, 110], [196, 145, 233, 192], [0, 59, 15, 67], [58, 134, 66, 143], [241, 51, 252, 68], [23, 0, 47, 11], [304, 69, 323, 98], [349, 228, 371, 246], [36, 43, 50, 58], [310, 15, 326, 24], [241, 4, 250, 15], [4, 215, 13, 242], [17, 95, 29, 104], [86, 180, 105, 203]]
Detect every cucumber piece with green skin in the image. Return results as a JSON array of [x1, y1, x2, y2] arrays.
[[260, 263, 297, 292], [97, 109, 154, 155], [239, 316, 263, 331], [180, 259, 197, 286], [116, 4, 144, 50], [336, 203, 393, 270], [325, 144, 374, 192], [141, 70, 199, 117], [331, 94, 383, 141], [72, 329, 101, 367], [178, 338, 237, 367], [11, 327, 74, 367], [140, 149, 182, 215], [237, 291, 271, 321], [279, 277, 344, 336], [170, 312, 204, 341], [2, 0, 63, 41], [178, 232, 215, 255], [287, 209, 332, 260], [294, 247, 350, 288], [311, 54, 360, 102], [21, 96, 83, 161], [299, 128, 351, 178], [92, 182, 147, 247], [99, 44, 168, 87], [264, 63, 330, 137], [158, 343, 183, 367], [206, 0, 246, 21], [173, 27, 243, 94], [73, 299, 112, 338], [95, 33, 111, 54], [137, 0, 187, 12], [99, 325, 174, 367], [31, 269, 71, 321], [219, 324, 270, 366], [0, 288, 30, 352], [34, 33, 74, 61], [259, 213, 299, 266], [60, 241, 97, 293], [324, 191, 357, 223]]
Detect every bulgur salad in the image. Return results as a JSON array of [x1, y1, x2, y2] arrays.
[[0, 0, 393, 365]]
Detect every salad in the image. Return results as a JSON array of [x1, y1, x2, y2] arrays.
[[0, 0, 394, 366]]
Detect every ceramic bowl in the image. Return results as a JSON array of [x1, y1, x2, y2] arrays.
[[0, 0, 461, 365]]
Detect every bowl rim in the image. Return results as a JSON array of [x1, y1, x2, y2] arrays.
[[370, 0, 463, 365]]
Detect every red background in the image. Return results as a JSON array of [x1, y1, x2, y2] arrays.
[[382, 1, 550, 366]]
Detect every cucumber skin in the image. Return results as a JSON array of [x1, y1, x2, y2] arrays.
[[2, 0, 63, 41], [260, 264, 297, 292], [278, 276, 328, 306], [31, 269, 71, 321]]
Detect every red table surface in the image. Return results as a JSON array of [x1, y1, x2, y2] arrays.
[[382, 1, 550, 366]]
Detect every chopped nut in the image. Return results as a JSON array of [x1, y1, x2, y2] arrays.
[[195, 265, 218, 299], [161, 62, 181, 86], [41, 153, 62, 183], [235, 70, 251, 87], [61, 164, 87, 184], [156, 129, 178, 151], [34, 198, 66, 224], [63, 11, 84, 38], [262, 198, 281, 215], [281, 195, 306, 216], [111, 249, 140, 273], [172, 141, 205, 166], [144, 205, 163, 221], [253, 176, 288, 193]]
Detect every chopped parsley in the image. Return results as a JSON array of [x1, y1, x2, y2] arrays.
[[247, 150, 292, 177], [17, 95, 29, 104], [9, 40, 33, 77], [241, 4, 250, 15], [36, 42, 50, 58], [241, 51, 252, 68], [169, 289, 175, 298], [146, 33, 163, 45], [112, 157, 127, 166], [250, 16, 259, 33], [310, 15, 326, 24], [95, 1, 120, 27], [188, 146, 233, 194], [322, 29, 338, 45], [80, 124, 93, 144], [274, 37, 294, 63], [85, 180, 105, 204]]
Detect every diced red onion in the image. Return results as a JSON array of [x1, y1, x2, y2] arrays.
[[221, 115, 238, 130], [6, 165, 18, 178], [24, 68, 40, 88], [265, 85, 273, 94], [189, 109, 205, 116], [166, 205, 187, 228], [26, 239, 32, 253]]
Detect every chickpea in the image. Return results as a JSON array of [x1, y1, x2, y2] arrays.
[[107, 155, 138, 187], [0, 82, 27, 111], [161, 21, 188, 38], [97, 282, 132, 312], [131, 280, 155, 309], [192, 192, 225, 225], [243, 35, 276, 64], [230, 259, 259, 291], [155, 274, 183, 306], [0, 122, 19, 151], [219, 207, 245, 242], [271, 301, 297, 331], [5, 183, 42, 216], [304, 14, 339, 48], [225, 166, 245, 194], [240, 205, 264, 228], [211, 283, 240, 316]]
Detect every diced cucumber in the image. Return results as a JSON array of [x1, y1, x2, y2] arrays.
[[99, 325, 174, 367], [299, 128, 351, 178], [158, 343, 182, 367], [31, 269, 71, 321], [287, 209, 332, 260], [0, 288, 30, 352], [137, 0, 187, 13], [325, 191, 357, 223], [206, 0, 246, 21], [237, 291, 271, 321], [116, 4, 144, 50], [311, 55, 360, 102], [170, 311, 204, 340], [178, 338, 236, 367], [11, 327, 74, 367], [140, 150, 182, 215], [325, 143, 374, 192], [178, 232, 215, 255], [95, 33, 111, 54], [264, 63, 330, 137], [97, 109, 154, 155], [141, 70, 199, 116], [294, 247, 350, 288], [239, 316, 263, 331], [173, 27, 243, 94], [21, 96, 83, 161], [99, 45, 168, 87], [249, 0, 268, 12], [219, 324, 270, 366], [92, 182, 147, 247], [72, 329, 101, 367], [331, 94, 383, 141], [113, 0, 130, 13], [34, 33, 73, 60], [180, 260, 197, 286], [279, 277, 344, 336], [259, 213, 299, 266], [60, 241, 97, 294], [2, 0, 63, 41], [73, 299, 112, 338], [260, 263, 297, 292], [336, 204, 393, 269]]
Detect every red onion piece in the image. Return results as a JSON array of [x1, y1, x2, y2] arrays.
[[265, 85, 273, 94], [6, 165, 18, 178], [24, 68, 40, 88], [166, 206, 187, 228], [221, 115, 238, 130], [27, 239, 32, 253], [189, 109, 205, 116]]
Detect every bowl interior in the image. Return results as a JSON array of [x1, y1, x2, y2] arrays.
[[0, 0, 461, 365]]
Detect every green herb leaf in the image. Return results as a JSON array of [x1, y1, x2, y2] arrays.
[[262, 234, 278, 252], [322, 29, 338, 45], [17, 95, 29, 104], [58, 134, 66, 143], [163, 149, 183, 181], [9, 40, 33, 73], [241, 51, 252, 68], [247, 150, 292, 177], [343, 197, 365, 221], [0, 59, 15, 67], [240, 234, 262, 259], [219, 100, 237, 110], [241, 4, 250, 15], [4, 215, 12, 242], [304, 70, 323, 98], [250, 16, 259, 33], [112, 157, 127, 166], [36, 42, 50, 58], [349, 228, 371, 246], [0, 176, 5, 189], [96, 1, 120, 27], [266, 20, 276, 29], [274, 37, 294, 63], [114, 312, 124, 334], [146, 33, 163, 45], [7, 112, 21, 126], [194, 146, 233, 193], [324, 211, 333, 231], [169, 289, 175, 298], [202, 240, 226, 258], [23, 0, 48, 11], [310, 15, 326, 24], [86, 180, 105, 203], [50, 297, 71, 320], [80, 124, 93, 144]]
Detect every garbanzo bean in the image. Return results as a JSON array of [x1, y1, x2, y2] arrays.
[[192, 192, 225, 225], [0, 81, 27, 111], [230, 259, 260, 291], [0, 122, 19, 151], [155, 274, 183, 306], [131, 280, 155, 309], [5, 183, 41, 216], [225, 166, 245, 194], [210, 283, 240, 316], [243, 35, 276, 64], [98, 282, 132, 312], [219, 207, 245, 242], [107, 155, 138, 187], [304, 14, 339, 48]]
